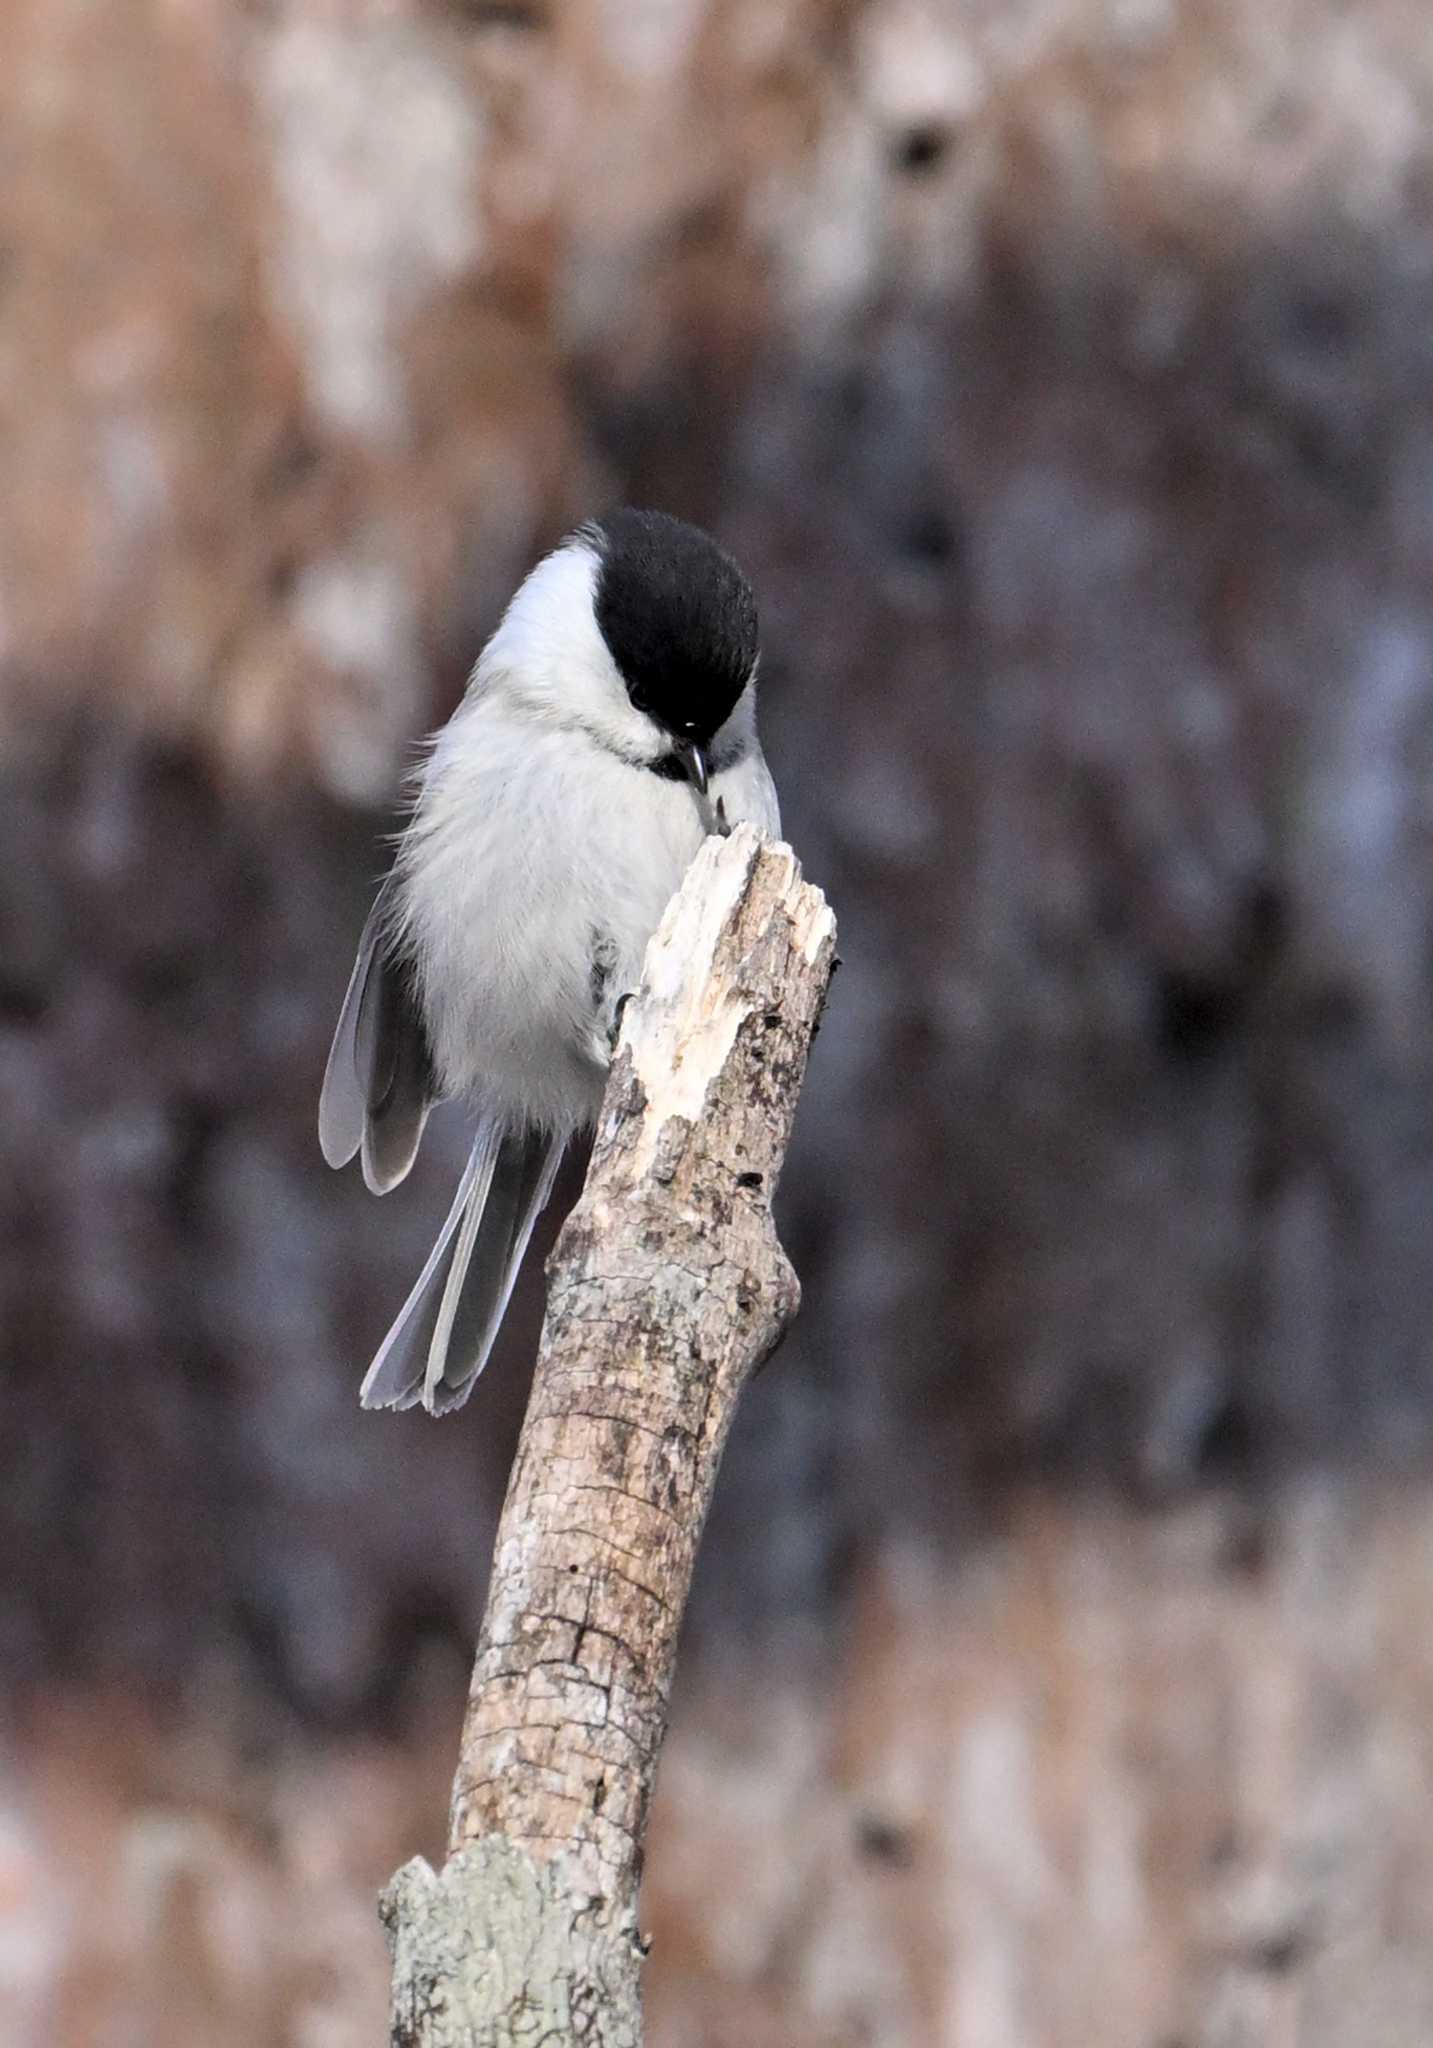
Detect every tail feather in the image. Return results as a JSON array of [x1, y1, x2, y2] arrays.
[[357, 1126, 501, 1410], [424, 1130, 563, 1414], [358, 1123, 562, 1415]]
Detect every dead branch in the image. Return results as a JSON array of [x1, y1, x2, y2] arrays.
[[379, 824, 837, 2046]]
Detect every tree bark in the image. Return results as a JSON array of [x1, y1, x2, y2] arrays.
[[379, 823, 837, 2046]]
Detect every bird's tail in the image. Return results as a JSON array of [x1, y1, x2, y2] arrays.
[[358, 1121, 563, 1414]]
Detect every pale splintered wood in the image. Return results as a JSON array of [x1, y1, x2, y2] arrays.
[[380, 826, 836, 2046]]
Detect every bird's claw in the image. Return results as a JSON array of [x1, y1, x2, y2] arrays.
[[608, 990, 634, 1053]]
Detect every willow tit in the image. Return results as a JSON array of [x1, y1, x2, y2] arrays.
[[319, 508, 780, 1413]]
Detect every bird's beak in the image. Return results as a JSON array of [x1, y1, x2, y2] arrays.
[[675, 740, 708, 795]]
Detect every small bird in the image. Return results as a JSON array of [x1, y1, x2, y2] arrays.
[[319, 509, 780, 1413]]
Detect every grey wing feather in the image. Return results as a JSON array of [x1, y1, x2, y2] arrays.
[[423, 1126, 564, 1415], [318, 882, 436, 1194], [357, 951, 436, 1195], [318, 891, 387, 1170]]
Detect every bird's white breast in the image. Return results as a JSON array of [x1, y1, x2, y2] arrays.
[[396, 693, 713, 1135]]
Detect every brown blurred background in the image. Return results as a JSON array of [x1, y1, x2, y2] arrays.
[[6, 0, 1433, 2041]]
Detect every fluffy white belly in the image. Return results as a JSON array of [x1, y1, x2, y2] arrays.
[[397, 706, 710, 1134]]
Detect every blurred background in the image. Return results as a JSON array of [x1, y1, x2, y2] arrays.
[[6, 0, 1433, 2040]]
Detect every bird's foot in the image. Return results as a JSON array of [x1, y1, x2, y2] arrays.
[[608, 990, 634, 1053]]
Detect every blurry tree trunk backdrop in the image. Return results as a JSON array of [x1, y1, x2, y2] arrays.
[[14, 1, 1433, 2041], [378, 828, 836, 2044]]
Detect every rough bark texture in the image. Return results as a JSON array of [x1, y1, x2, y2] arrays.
[[380, 1845, 641, 2048], [380, 826, 835, 2042]]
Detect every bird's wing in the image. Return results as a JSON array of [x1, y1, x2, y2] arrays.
[[319, 882, 436, 1193]]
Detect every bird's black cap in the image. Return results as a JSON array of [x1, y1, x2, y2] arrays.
[[589, 508, 758, 746]]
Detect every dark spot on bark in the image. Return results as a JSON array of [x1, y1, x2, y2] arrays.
[[670, 196, 729, 251], [855, 1813, 917, 1867], [896, 506, 960, 566], [261, 423, 322, 493], [1285, 286, 1359, 353], [892, 123, 950, 175], [165, 1093, 222, 1223], [1194, 1397, 1255, 1484], [736, 1170, 763, 1189], [1155, 969, 1240, 1062], [0, 979, 47, 1025], [1250, 1923, 1313, 1975], [1220, 1509, 1270, 1580], [592, 1776, 607, 1811]]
